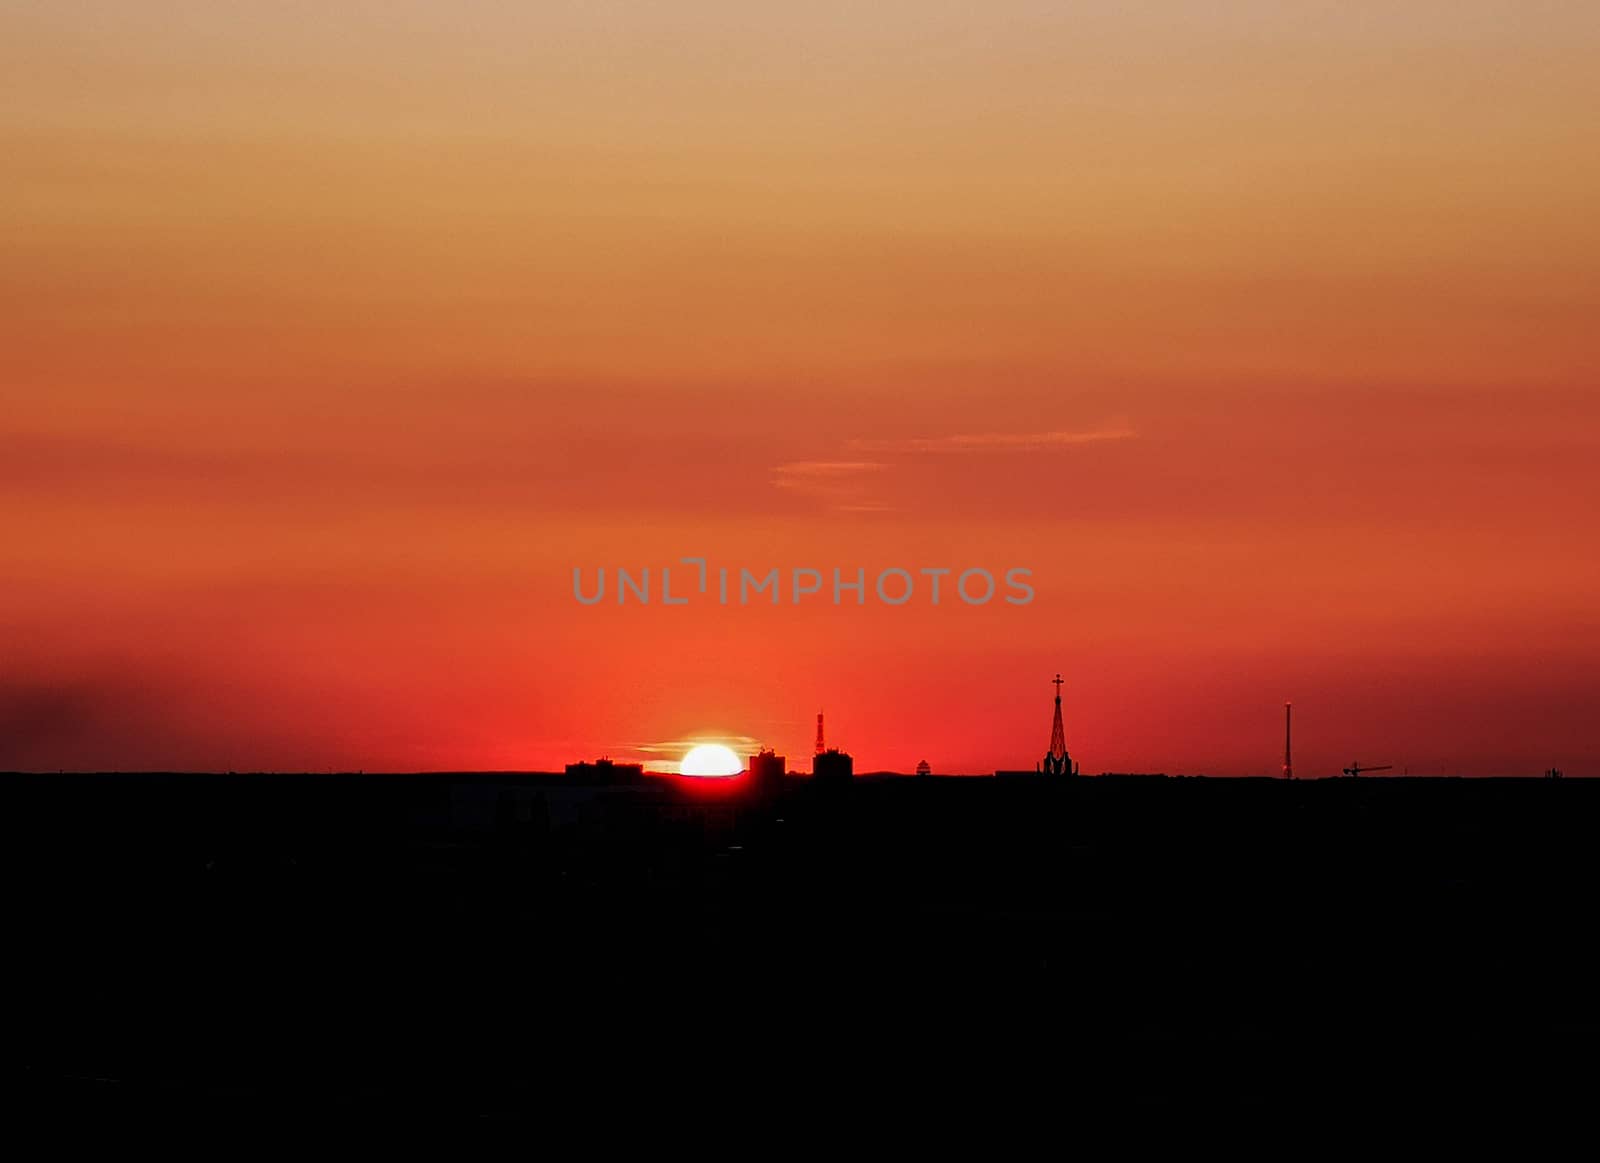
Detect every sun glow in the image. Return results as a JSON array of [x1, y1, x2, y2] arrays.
[[679, 743, 743, 777]]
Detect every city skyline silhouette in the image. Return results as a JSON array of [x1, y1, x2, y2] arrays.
[[4, 669, 1583, 779]]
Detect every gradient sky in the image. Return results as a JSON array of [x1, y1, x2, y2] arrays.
[[4, 2, 1598, 775]]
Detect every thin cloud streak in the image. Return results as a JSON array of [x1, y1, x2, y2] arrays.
[[770, 461, 886, 478], [633, 736, 767, 760], [845, 427, 1136, 454], [770, 461, 891, 511]]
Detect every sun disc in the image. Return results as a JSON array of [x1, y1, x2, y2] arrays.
[[680, 743, 743, 777]]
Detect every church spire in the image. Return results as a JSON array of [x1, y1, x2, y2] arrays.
[[1042, 672, 1073, 775]]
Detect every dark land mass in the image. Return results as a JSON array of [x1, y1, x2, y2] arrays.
[[7, 771, 1599, 1130]]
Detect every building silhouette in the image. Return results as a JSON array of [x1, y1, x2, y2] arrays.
[[564, 757, 645, 785], [813, 748, 853, 782], [750, 747, 786, 794]]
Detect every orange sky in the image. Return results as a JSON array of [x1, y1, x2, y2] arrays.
[[3, 3, 1598, 774]]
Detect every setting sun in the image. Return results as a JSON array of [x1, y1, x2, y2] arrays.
[[679, 744, 743, 778]]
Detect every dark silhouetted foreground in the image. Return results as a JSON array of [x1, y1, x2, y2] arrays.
[[8, 772, 1600, 1127]]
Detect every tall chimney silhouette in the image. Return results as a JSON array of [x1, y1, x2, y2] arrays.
[[815, 711, 825, 756], [1283, 702, 1293, 780]]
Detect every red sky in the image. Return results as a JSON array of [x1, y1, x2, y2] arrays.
[[3, 3, 1598, 775]]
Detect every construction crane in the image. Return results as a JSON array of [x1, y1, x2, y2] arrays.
[[1343, 762, 1393, 777]]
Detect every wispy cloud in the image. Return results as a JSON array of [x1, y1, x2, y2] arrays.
[[770, 460, 890, 511], [845, 427, 1135, 454], [771, 426, 1134, 511], [633, 735, 766, 758], [771, 461, 886, 478]]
